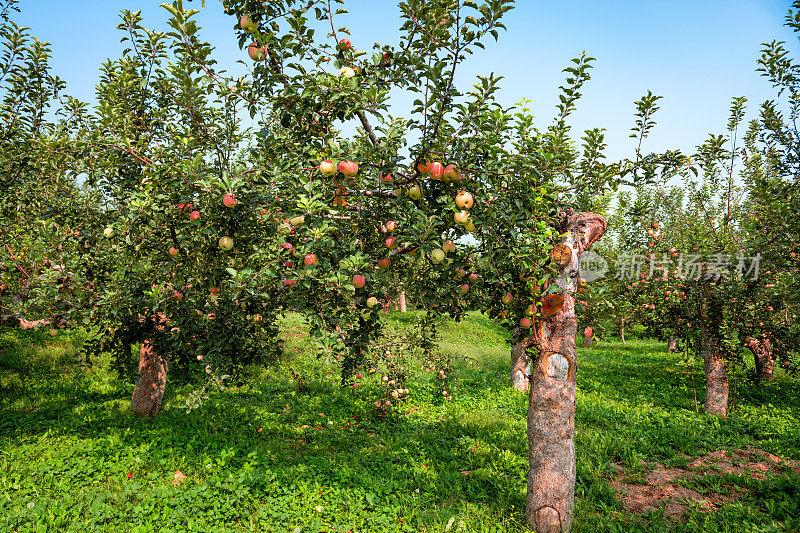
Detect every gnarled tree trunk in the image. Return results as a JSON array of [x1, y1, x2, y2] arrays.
[[744, 336, 774, 382], [668, 334, 678, 352], [511, 327, 531, 392], [399, 291, 407, 313], [525, 212, 606, 533], [700, 282, 728, 416], [131, 339, 168, 417]]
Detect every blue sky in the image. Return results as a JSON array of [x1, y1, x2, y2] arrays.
[[16, 0, 799, 162]]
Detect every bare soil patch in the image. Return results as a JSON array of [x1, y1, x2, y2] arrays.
[[611, 447, 800, 519]]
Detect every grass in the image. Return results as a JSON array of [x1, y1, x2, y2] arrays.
[[1, 313, 798, 532]]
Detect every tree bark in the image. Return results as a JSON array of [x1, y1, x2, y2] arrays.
[[511, 327, 531, 392], [130, 339, 168, 417], [668, 334, 678, 352], [620, 324, 625, 345], [700, 283, 728, 416], [525, 212, 606, 533], [744, 336, 774, 382], [399, 291, 407, 313]]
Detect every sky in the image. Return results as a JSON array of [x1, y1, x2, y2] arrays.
[[13, 0, 800, 163]]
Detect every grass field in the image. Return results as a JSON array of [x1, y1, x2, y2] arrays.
[[1, 312, 799, 532]]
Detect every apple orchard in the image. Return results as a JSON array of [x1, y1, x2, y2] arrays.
[[3, 1, 800, 532]]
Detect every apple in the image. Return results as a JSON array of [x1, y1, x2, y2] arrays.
[[431, 249, 445, 263], [428, 162, 444, 180], [339, 38, 352, 49], [281, 242, 294, 251], [247, 42, 267, 61], [458, 284, 469, 294], [456, 268, 466, 278], [525, 304, 535, 316], [416, 161, 430, 174], [353, 274, 366, 288], [455, 191, 473, 209], [469, 273, 478, 281], [465, 221, 477, 233], [454, 211, 469, 225], [169, 247, 179, 257], [382, 173, 394, 183], [442, 240, 456, 253], [339, 66, 356, 78], [284, 279, 296, 287], [501, 292, 514, 305], [223, 194, 237, 207], [407, 185, 422, 201], [278, 222, 292, 234], [240, 14, 257, 33], [520, 318, 531, 329], [48, 328, 58, 336], [443, 164, 460, 182], [584, 326, 593, 337], [386, 220, 397, 232], [210, 287, 220, 294], [289, 215, 305, 227], [304, 254, 317, 266], [338, 160, 358, 177], [218, 236, 234, 251], [189, 210, 201, 221], [319, 160, 337, 176], [367, 296, 380, 308], [103, 227, 114, 238], [385, 236, 397, 249], [377, 257, 391, 269]]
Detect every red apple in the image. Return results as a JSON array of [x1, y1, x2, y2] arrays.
[[382, 173, 394, 183], [501, 292, 513, 305], [385, 236, 397, 249], [223, 194, 237, 207], [416, 160, 430, 174], [455, 190, 473, 209], [442, 240, 456, 253], [469, 273, 478, 281], [377, 257, 391, 269], [428, 162, 444, 180], [284, 279, 296, 287], [353, 274, 366, 288], [247, 42, 267, 61], [520, 318, 532, 329], [458, 284, 469, 294], [386, 220, 397, 232], [584, 326, 593, 338], [443, 164, 461, 182], [281, 242, 294, 251], [304, 253, 317, 266], [319, 160, 337, 176], [240, 14, 257, 33], [169, 247, 179, 257], [339, 38, 352, 49], [338, 160, 358, 177], [189, 210, 201, 221]]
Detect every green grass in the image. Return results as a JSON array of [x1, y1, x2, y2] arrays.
[[1, 314, 798, 532]]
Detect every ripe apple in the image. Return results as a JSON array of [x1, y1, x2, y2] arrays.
[[189, 210, 201, 221], [520, 318, 531, 329], [416, 160, 430, 174], [240, 14, 257, 33], [469, 273, 478, 281], [377, 257, 391, 269], [428, 162, 444, 180], [281, 242, 293, 251], [339, 66, 355, 78], [103, 227, 114, 238], [247, 42, 267, 61], [382, 173, 394, 183], [454, 211, 469, 225], [223, 194, 237, 207], [385, 236, 397, 249], [431, 249, 445, 263], [218, 236, 234, 251], [339, 38, 352, 49], [338, 160, 358, 177], [501, 292, 514, 305], [386, 220, 397, 233], [319, 160, 337, 176], [455, 191, 473, 209], [169, 247, 179, 257], [304, 254, 317, 266], [443, 164, 460, 182], [459, 284, 469, 294], [442, 240, 456, 253], [353, 274, 366, 288], [367, 296, 380, 308]]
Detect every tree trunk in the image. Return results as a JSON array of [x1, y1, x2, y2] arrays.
[[620, 325, 625, 345], [131, 339, 168, 417], [744, 336, 774, 382], [668, 334, 678, 352], [399, 291, 407, 313], [511, 327, 531, 392], [525, 212, 606, 533], [700, 283, 728, 416]]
